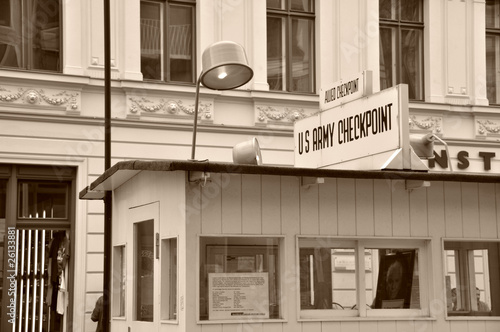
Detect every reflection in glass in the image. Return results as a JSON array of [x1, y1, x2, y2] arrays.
[[113, 245, 126, 317], [18, 181, 68, 219], [135, 220, 154, 321], [161, 238, 177, 320]]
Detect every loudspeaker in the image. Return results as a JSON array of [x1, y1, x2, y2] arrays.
[[232, 137, 262, 165], [409, 133, 435, 159]]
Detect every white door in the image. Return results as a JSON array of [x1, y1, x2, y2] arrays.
[[128, 202, 160, 332]]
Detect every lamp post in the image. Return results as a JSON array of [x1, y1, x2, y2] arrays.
[[190, 41, 253, 161]]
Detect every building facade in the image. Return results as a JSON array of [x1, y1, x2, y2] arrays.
[[0, 0, 499, 331]]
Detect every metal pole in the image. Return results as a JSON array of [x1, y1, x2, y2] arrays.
[[190, 75, 202, 161], [103, 0, 112, 331]]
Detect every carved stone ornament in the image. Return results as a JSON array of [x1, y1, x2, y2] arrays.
[[0, 86, 79, 110], [409, 115, 442, 133], [477, 119, 500, 136], [129, 97, 212, 119], [257, 106, 311, 124]]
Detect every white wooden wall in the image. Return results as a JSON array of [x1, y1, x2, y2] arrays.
[[184, 173, 500, 332]]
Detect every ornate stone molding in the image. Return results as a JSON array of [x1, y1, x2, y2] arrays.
[[476, 118, 500, 137], [0, 86, 79, 111], [128, 97, 213, 121], [256, 105, 314, 126], [409, 115, 442, 134]]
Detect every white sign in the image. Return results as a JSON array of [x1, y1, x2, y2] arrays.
[[295, 85, 407, 169], [208, 273, 269, 320], [320, 70, 373, 111]]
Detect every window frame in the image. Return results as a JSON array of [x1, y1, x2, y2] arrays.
[[140, 0, 196, 84], [443, 239, 500, 319], [379, 0, 424, 101], [266, 0, 316, 94], [0, 0, 63, 72], [297, 236, 431, 321], [160, 236, 178, 323], [197, 235, 286, 323], [486, 0, 500, 105]]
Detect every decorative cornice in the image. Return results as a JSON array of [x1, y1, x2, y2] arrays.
[[476, 119, 500, 137], [256, 105, 314, 125], [128, 97, 212, 120], [409, 115, 442, 133], [0, 86, 79, 111]]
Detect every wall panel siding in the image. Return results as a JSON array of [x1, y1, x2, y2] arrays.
[[201, 173, 223, 234], [392, 182, 411, 237], [319, 178, 338, 235], [355, 179, 375, 236], [338, 178, 356, 236], [262, 175, 282, 235], [242, 174, 263, 234], [222, 174, 242, 234], [478, 183, 498, 239], [444, 182, 463, 238], [410, 186, 429, 237], [461, 182, 480, 238], [373, 179, 393, 236], [300, 182, 320, 235]]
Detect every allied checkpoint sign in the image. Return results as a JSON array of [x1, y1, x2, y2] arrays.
[[294, 84, 417, 170], [320, 70, 373, 111]]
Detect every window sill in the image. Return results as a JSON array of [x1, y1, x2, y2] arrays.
[[298, 316, 436, 322], [197, 319, 286, 325]]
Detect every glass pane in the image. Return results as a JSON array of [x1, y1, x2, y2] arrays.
[[379, 0, 397, 20], [486, 35, 500, 104], [369, 249, 419, 309], [141, 1, 162, 80], [161, 238, 177, 320], [267, 0, 284, 10], [0, 0, 22, 69], [291, 17, 314, 93], [32, 0, 61, 71], [200, 237, 281, 321], [401, 28, 423, 100], [400, 0, 423, 22], [473, 250, 491, 312], [113, 245, 126, 317], [379, 27, 396, 91], [135, 220, 154, 321], [267, 16, 286, 91], [18, 181, 68, 219], [168, 4, 194, 83], [291, 0, 313, 12], [486, 0, 500, 28]]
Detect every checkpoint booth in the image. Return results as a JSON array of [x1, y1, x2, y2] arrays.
[[80, 160, 500, 332], [80, 80, 500, 332]]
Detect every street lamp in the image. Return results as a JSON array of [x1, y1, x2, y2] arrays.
[[190, 41, 253, 161]]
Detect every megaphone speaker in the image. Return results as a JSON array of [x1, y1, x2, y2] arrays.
[[232, 137, 263, 165], [409, 133, 435, 159]]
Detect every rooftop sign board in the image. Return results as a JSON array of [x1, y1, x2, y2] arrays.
[[320, 70, 373, 111], [294, 84, 419, 170]]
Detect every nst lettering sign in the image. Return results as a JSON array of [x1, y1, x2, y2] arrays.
[[320, 70, 373, 111], [295, 85, 407, 169]]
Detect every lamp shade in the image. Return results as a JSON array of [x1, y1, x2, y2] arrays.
[[200, 41, 254, 90]]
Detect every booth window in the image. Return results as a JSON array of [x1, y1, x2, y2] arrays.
[[486, 0, 500, 104], [140, 0, 195, 83], [267, 0, 315, 93], [0, 0, 61, 72], [161, 237, 177, 321], [444, 241, 500, 317], [112, 245, 126, 317], [199, 236, 283, 321], [134, 219, 154, 322], [379, 0, 424, 100], [298, 237, 428, 319]]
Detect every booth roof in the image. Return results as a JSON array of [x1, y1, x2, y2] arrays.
[[79, 159, 500, 200]]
